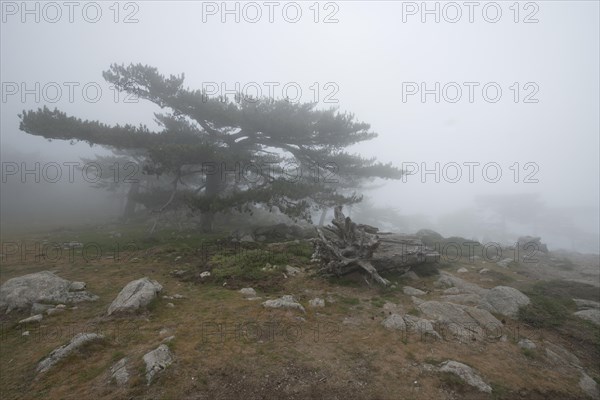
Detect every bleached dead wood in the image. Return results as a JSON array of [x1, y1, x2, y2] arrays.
[[313, 206, 438, 285]]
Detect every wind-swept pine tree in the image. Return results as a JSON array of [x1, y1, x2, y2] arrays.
[[19, 63, 403, 232]]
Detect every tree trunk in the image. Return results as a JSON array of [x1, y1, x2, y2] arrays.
[[121, 181, 140, 221], [199, 165, 222, 233], [318, 208, 328, 226]]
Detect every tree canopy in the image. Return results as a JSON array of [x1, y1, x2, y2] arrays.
[[19, 63, 403, 231]]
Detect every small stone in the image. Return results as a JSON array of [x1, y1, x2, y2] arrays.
[[200, 271, 211, 278], [240, 288, 257, 297], [457, 267, 468, 273], [518, 339, 536, 350], [166, 303, 175, 308], [69, 282, 86, 291], [309, 298, 325, 308], [22, 331, 30, 336], [19, 314, 43, 324], [162, 335, 175, 343], [403, 286, 426, 296]]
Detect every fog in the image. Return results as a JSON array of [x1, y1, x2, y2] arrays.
[[1, 1, 598, 253]]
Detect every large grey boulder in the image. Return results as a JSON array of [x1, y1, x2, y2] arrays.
[[574, 309, 600, 326], [479, 286, 530, 317], [439, 361, 492, 393], [418, 300, 502, 341], [37, 333, 105, 374], [143, 344, 174, 385], [107, 277, 163, 315], [0, 271, 98, 313], [381, 314, 406, 330]]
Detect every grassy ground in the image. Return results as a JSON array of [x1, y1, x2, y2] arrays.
[[0, 226, 598, 399]]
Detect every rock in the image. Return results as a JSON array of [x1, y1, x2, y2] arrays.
[[240, 234, 255, 243], [69, 281, 86, 291], [436, 272, 487, 295], [579, 372, 600, 399], [239, 288, 257, 297], [159, 328, 171, 337], [22, 331, 30, 336], [479, 286, 530, 317], [110, 357, 129, 386], [403, 315, 442, 340], [143, 344, 174, 385], [199, 271, 211, 278], [19, 314, 42, 324], [37, 333, 105, 374], [545, 342, 582, 369], [479, 268, 490, 274], [262, 295, 305, 312], [403, 286, 426, 296], [517, 236, 549, 254], [55, 304, 66, 309], [440, 294, 482, 306], [162, 335, 175, 343], [46, 308, 65, 316], [400, 271, 419, 281], [107, 277, 163, 316], [285, 265, 302, 276], [308, 298, 325, 308], [457, 267, 468, 273], [418, 301, 502, 341], [443, 287, 461, 295], [439, 361, 492, 393], [382, 314, 406, 330], [574, 309, 600, 326], [574, 299, 600, 310], [0, 271, 98, 313], [166, 303, 175, 308], [496, 258, 513, 268], [411, 296, 425, 306], [172, 294, 186, 299], [518, 339, 536, 350]]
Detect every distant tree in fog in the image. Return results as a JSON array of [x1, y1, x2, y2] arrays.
[[19, 64, 402, 232]]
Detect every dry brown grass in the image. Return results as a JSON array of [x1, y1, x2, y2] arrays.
[[0, 239, 598, 400]]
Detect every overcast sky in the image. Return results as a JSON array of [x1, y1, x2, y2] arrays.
[[1, 1, 598, 250]]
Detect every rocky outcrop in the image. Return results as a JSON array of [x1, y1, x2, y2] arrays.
[[107, 277, 163, 315], [110, 357, 130, 386], [37, 333, 105, 374], [479, 286, 530, 317], [418, 300, 502, 341], [574, 309, 600, 326], [143, 344, 174, 385], [381, 314, 406, 330], [0, 271, 98, 313], [439, 360, 492, 393]]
